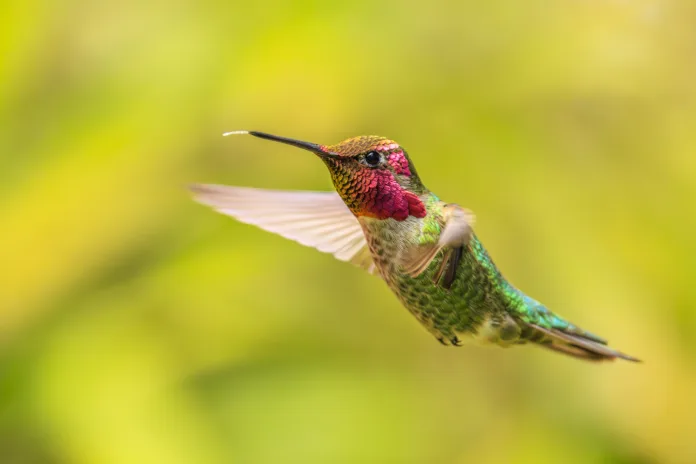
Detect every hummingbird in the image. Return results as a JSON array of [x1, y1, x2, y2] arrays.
[[191, 131, 639, 362]]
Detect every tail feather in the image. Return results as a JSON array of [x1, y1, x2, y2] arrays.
[[538, 340, 609, 362], [527, 323, 641, 363], [516, 294, 640, 362]]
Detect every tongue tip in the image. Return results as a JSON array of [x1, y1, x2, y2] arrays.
[[222, 130, 250, 137]]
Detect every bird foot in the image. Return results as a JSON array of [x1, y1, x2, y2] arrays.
[[437, 335, 462, 346]]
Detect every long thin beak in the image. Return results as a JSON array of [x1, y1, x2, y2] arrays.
[[223, 130, 338, 158]]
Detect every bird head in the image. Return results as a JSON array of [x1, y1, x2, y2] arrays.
[[232, 131, 428, 221]]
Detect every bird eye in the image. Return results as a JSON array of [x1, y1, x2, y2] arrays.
[[363, 151, 382, 167]]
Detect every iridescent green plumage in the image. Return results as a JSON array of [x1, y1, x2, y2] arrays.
[[192, 131, 640, 362], [360, 197, 632, 361]]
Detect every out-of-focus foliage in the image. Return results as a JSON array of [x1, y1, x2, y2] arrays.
[[1, 1, 695, 463]]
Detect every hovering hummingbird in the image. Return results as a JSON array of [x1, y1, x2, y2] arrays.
[[191, 131, 639, 362]]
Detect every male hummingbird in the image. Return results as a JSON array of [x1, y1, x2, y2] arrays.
[[191, 131, 639, 362]]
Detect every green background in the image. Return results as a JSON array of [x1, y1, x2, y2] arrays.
[[2, 1, 695, 463]]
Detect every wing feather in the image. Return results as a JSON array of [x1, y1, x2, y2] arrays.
[[190, 184, 377, 275], [400, 204, 475, 278]]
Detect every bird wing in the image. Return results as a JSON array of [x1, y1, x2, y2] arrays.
[[400, 204, 475, 278], [190, 184, 377, 275]]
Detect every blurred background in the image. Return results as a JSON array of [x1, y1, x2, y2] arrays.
[[1, 0, 695, 463]]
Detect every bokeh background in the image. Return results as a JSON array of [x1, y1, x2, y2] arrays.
[[2, 1, 695, 463]]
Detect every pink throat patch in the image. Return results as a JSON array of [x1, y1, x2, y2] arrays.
[[356, 168, 425, 221]]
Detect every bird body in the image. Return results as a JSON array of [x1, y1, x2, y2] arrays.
[[192, 131, 639, 362], [362, 210, 520, 347]]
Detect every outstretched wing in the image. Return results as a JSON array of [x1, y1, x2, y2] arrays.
[[190, 184, 377, 274]]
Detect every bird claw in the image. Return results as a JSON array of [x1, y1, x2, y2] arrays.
[[437, 335, 462, 346]]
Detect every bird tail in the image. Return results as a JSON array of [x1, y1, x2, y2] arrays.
[[524, 323, 641, 362], [518, 295, 640, 362]]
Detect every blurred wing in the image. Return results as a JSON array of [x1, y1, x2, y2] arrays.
[[400, 204, 475, 278], [190, 184, 377, 275], [438, 205, 475, 248]]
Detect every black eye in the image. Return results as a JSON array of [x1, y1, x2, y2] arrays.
[[364, 151, 381, 167]]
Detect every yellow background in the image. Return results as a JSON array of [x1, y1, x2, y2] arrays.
[[1, 1, 695, 463]]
